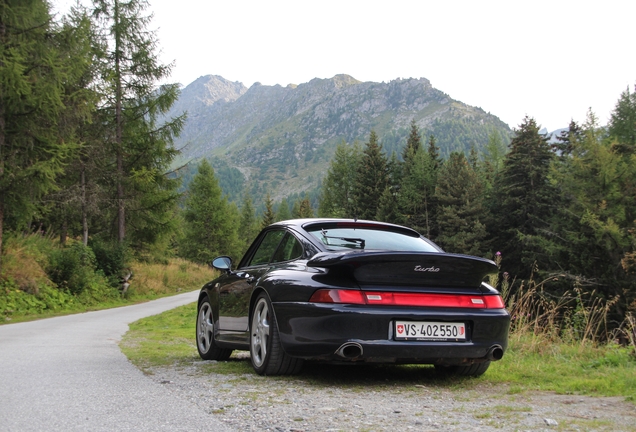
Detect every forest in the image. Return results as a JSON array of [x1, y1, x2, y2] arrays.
[[1, 0, 635, 345]]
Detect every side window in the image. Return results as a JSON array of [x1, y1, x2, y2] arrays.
[[248, 230, 285, 266], [271, 233, 303, 263]]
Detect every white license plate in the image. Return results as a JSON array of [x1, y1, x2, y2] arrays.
[[394, 321, 466, 341]]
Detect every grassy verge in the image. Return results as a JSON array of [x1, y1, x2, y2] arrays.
[[1, 233, 217, 323], [121, 302, 636, 401]]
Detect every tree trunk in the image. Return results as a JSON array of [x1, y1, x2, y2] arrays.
[[60, 218, 67, 245], [114, 0, 125, 244], [0, 17, 5, 274], [81, 164, 88, 246]]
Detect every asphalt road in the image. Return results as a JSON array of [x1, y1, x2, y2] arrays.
[[0, 292, 233, 432]]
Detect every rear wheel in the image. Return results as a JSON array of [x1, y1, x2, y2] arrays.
[[435, 361, 491, 377], [196, 296, 232, 360], [250, 293, 303, 375]]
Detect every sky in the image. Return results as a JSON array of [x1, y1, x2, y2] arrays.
[[52, 0, 636, 132]]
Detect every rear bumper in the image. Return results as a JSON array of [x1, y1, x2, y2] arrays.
[[273, 302, 510, 364]]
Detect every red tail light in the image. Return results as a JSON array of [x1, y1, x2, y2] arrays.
[[309, 289, 505, 309]]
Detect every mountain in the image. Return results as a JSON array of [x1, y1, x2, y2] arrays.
[[168, 74, 512, 205]]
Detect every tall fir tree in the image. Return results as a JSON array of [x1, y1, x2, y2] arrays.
[[238, 192, 259, 254], [318, 140, 361, 217], [608, 85, 636, 155], [351, 131, 389, 220], [549, 109, 636, 305], [261, 193, 275, 228], [552, 120, 583, 158], [435, 152, 489, 256], [44, 5, 105, 247], [292, 195, 314, 218], [276, 197, 291, 221], [402, 119, 422, 164], [427, 134, 441, 170], [0, 0, 79, 271], [490, 116, 558, 278], [92, 0, 185, 245], [180, 160, 238, 264], [398, 144, 437, 236]]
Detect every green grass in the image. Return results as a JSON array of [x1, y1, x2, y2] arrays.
[[121, 302, 636, 402], [1, 232, 216, 323]]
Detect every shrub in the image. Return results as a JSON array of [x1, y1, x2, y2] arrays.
[[47, 242, 99, 295], [89, 239, 130, 284]]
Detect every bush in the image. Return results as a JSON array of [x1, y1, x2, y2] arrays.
[[47, 242, 99, 295], [1, 277, 75, 318], [89, 239, 129, 284]]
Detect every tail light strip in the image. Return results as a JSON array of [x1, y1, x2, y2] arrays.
[[309, 289, 505, 309]]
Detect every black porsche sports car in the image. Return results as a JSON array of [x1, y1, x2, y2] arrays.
[[196, 219, 510, 376]]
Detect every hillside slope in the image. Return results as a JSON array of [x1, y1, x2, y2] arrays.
[[169, 74, 512, 203]]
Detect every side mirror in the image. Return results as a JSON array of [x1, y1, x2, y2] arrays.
[[212, 256, 233, 273]]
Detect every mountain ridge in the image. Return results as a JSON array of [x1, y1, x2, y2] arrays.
[[169, 74, 513, 203]]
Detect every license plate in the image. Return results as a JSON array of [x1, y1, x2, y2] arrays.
[[394, 321, 466, 341]]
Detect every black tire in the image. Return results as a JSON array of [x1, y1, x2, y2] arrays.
[[250, 293, 303, 375], [196, 296, 232, 361], [435, 361, 491, 377]]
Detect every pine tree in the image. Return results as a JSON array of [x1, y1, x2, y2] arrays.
[[549, 110, 636, 303], [276, 197, 291, 221], [0, 0, 78, 271], [292, 196, 313, 218], [552, 120, 582, 157], [44, 5, 106, 247], [238, 192, 259, 254], [399, 146, 434, 236], [435, 152, 489, 256], [92, 0, 185, 245], [609, 85, 636, 155], [376, 187, 401, 224], [351, 131, 388, 220], [261, 194, 275, 228], [180, 160, 238, 264], [402, 119, 422, 164], [318, 140, 361, 217], [427, 134, 441, 170], [490, 116, 558, 277]]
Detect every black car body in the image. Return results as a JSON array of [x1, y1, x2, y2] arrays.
[[196, 219, 510, 376]]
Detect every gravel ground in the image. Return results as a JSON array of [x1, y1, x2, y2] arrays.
[[147, 352, 636, 432]]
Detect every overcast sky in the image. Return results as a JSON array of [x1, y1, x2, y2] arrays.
[[52, 0, 635, 132]]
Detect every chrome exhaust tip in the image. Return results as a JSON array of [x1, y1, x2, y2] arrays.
[[335, 342, 363, 359], [487, 345, 504, 361]]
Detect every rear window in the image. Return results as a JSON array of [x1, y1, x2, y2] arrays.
[[306, 226, 440, 252]]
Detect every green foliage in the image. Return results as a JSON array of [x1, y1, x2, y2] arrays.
[[548, 111, 636, 306], [276, 198, 292, 221], [89, 239, 130, 281], [0, 0, 81, 271], [238, 193, 259, 254], [292, 196, 314, 218], [435, 152, 489, 256], [47, 242, 100, 295], [398, 131, 439, 237], [180, 160, 239, 264], [352, 131, 389, 220], [261, 193, 276, 228], [402, 119, 422, 163], [1, 278, 76, 318], [490, 116, 558, 278], [318, 140, 362, 218], [92, 0, 185, 245], [609, 84, 636, 154]]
